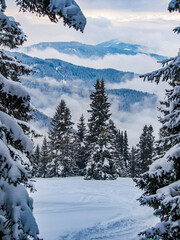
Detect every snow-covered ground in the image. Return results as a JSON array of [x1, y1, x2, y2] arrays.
[[30, 177, 158, 240]]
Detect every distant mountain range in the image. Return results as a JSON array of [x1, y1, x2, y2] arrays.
[[22, 39, 166, 60], [8, 40, 160, 129], [11, 52, 136, 89]]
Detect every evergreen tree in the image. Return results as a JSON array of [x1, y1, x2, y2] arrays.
[[135, 2, 180, 238], [0, 3, 39, 238], [136, 125, 155, 175], [129, 146, 138, 178], [77, 114, 87, 142], [123, 130, 129, 168], [31, 144, 41, 177], [156, 90, 172, 155], [48, 100, 77, 177], [108, 121, 126, 176], [87, 79, 111, 145], [85, 79, 118, 180], [76, 114, 88, 175], [39, 137, 49, 178], [85, 127, 118, 180], [120, 131, 124, 156]]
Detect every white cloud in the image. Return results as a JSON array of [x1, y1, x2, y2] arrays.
[[21, 47, 162, 74], [110, 97, 160, 147]]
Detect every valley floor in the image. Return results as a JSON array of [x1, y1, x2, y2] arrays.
[[31, 177, 158, 240]]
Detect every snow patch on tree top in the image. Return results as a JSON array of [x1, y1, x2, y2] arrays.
[[149, 144, 180, 174]]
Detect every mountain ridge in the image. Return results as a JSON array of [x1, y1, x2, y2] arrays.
[[10, 51, 137, 88], [22, 39, 166, 60]]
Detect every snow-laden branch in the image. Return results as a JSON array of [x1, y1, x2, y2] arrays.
[[0, 111, 33, 154], [16, 118, 42, 137], [0, 139, 28, 183], [149, 144, 180, 174], [16, 0, 86, 32], [173, 26, 180, 33], [168, 0, 180, 12], [168, 0, 180, 33], [140, 56, 180, 83], [0, 10, 26, 48], [0, 73, 29, 98]]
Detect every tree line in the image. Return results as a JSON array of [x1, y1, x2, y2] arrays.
[[31, 79, 155, 180]]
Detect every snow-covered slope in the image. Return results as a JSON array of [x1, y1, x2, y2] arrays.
[[10, 51, 136, 87], [23, 40, 165, 60], [31, 177, 158, 240]]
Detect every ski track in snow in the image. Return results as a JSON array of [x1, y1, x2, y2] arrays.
[[60, 217, 139, 240], [59, 214, 154, 240], [31, 177, 158, 240]]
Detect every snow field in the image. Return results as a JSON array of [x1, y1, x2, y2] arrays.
[[30, 177, 158, 240]]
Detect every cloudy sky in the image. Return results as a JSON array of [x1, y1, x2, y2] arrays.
[[5, 0, 179, 56], [5, 0, 180, 146]]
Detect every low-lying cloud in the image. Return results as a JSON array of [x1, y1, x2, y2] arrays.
[[110, 97, 160, 147], [22, 47, 161, 75], [106, 77, 169, 101]]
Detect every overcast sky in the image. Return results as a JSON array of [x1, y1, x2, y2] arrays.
[[5, 0, 179, 56], [5, 0, 180, 145]]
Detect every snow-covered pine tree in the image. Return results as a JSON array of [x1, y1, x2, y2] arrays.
[[77, 114, 87, 142], [87, 79, 111, 145], [129, 146, 138, 178], [123, 130, 129, 168], [0, 3, 40, 239], [115, 130, 122, 157], [119, 131, 124, 156], [135, 54, 180, 240], [48, 100, 66, 177], [157, 89, 173, 155], [85, 127, 118, 180], [76, 114, 88, 175], [85, 79, 119, 180], [39, 137, 49, 178], [0, 1, 86, 238], [31, 144, 41, 177], [135, 2, 180, 236], [48, 99, 78, 177], [108, 120, 126, 177], [136, 125, 155, 175]]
